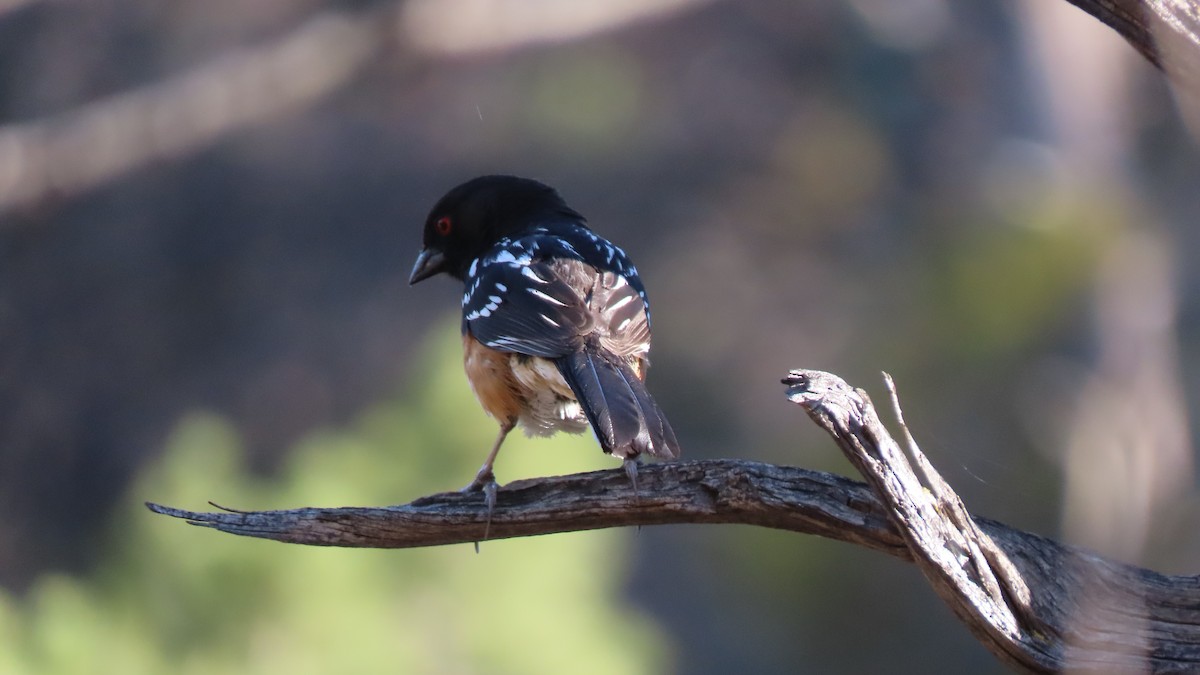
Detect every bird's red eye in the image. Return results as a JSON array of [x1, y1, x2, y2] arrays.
[[435, 216, 452, 236]]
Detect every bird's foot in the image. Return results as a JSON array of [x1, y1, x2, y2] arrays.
[[460, 466, 497, 493], [461, 469, 499, 552], [623, 458, 641, 501], [624, 458, 643, 533]]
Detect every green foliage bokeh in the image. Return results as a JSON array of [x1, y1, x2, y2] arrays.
[[0, 321, 669, 675]]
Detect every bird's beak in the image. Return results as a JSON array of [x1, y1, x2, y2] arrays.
[[409, 247, 448, 285]]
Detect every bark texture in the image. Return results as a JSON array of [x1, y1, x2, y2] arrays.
[[149, 369, 1200, 673]]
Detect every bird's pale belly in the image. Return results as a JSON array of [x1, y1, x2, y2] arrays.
[[461, 333, 587, 437], [509, 355, 589, 437]]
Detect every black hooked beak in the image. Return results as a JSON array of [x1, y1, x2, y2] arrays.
[[409, 247, 448, 285]]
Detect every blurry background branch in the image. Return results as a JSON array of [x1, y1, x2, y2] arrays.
[[0, 0, 1198, 218], [150, 370, 1200, 673], [1067, 0, 1200, 133], [0, 0, 711, 218], [1067, 0, 1200, 75], [0, 7, 389, 216]]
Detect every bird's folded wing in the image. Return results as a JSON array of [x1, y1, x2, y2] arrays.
[[463, 260, 591, 357]]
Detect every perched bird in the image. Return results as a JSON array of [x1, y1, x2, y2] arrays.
[[409, 175, 680, 502]]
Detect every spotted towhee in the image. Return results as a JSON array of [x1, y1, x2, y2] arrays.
[[409, 175, 680, 502]]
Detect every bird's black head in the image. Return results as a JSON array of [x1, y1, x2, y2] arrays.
[[409, 175, 583, 284]]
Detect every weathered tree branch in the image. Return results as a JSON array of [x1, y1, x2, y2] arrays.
[[149, 369, 1200, 672], [148, 461, 909, 556]]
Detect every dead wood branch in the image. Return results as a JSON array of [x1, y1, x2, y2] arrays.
[[148, 460, 908, 557], [148, 370, 1200, 672]]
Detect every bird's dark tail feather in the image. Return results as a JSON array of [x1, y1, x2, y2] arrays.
[[556, 345, 680, 460]]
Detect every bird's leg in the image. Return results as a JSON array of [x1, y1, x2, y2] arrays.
[[463, 422, 512, 492], [462, 421, 513, 547]]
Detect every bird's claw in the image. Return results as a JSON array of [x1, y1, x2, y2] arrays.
[[624, 458, 643, 533], [462, 470, 499, 552], [482, 480, 498, 518], [624, 458, 640, 492], [460, 466, 497, 493], [624, 458, 641, 500]]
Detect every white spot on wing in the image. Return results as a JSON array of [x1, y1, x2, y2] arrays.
[[607, 294, 635, 312], [462, 277, 482, 307], [521, 267, 547, 283], [527, 287, 567, 306], [541, 314, 561, 327]]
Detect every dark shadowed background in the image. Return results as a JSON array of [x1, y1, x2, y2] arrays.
[[2, 0, 1199, 672]]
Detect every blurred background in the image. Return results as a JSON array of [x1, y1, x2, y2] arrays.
[[2, 0, 1199, 672]]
